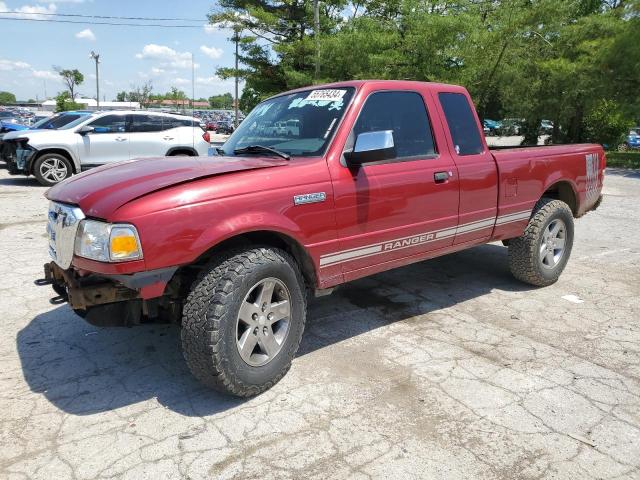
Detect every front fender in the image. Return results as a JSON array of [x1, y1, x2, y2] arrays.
[[191, 210, 307, 257]]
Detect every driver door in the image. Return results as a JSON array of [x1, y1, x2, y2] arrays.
[[76, 113, 129, 168], [327, 89, 460, 280]]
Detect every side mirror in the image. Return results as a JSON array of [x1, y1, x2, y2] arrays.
[[77, 125, 94, 135], [344, 130, 395, 166]]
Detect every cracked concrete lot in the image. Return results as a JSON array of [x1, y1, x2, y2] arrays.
[[1, 166, 639, 480]]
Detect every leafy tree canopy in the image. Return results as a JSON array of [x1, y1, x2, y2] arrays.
[[210, 0, 639, 144]]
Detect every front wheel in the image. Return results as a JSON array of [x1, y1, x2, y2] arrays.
[[33, 153, 73, 186], [181, 247, 307, 397], [508, 198, 574, 287]]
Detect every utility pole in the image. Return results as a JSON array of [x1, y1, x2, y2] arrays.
[[90, 51, 100, 109], [191, 52, 195, 117], [233, 26, 240, 128], [314, 0, 320, 80]]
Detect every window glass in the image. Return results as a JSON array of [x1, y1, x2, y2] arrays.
[[162, 117, 193, 129], [88, 114, 126, 134], [438, 93, 484, 155], [35, 114, 83, 129], [352, 91, 436, 159], [130, 114, 164, 133], [221, 87, 355, 157]]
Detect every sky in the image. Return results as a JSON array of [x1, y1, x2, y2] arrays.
[[0, 0, 238, 101]]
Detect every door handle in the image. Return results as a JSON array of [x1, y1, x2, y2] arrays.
[[163, 136, 174, 140], [434, 171, 451, 183], [115, 137, 127, 142]]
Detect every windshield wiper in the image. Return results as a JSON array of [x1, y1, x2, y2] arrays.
[[233, 144, 290, 160]]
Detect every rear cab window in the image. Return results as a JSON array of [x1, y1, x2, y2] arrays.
[[438, 92, 484, 156]]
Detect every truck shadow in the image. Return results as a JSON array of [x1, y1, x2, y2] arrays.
[[17, 243, 534, 417]]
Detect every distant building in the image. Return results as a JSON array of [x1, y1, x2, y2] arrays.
[[41, 98, 140, 112]]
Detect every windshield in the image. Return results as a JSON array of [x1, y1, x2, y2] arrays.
[[221, 87, 355, 157], [58, 114, 93, 130]]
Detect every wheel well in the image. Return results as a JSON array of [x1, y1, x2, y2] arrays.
[[169, 231, 317, 299], [31, 149, 76, 174], [542, 181, 577, 216], [166, 147, 197, 156]]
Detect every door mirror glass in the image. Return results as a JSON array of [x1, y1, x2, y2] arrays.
[[345, 130, 396, 165], [77, 125, 94, 135]]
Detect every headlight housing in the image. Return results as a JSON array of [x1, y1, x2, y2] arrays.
[[74, 220, 143, 262]]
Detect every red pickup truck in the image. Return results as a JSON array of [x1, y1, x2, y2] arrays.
[[42, 80, 604, 396]]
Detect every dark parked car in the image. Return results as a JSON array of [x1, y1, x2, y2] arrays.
[[215, 121, 234, 134]]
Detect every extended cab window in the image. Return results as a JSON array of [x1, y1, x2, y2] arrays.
[[88, 114, 126, 134], [438, 93, 484, 155], [352, 91, 436, 160], [130, 114, 164, 133]]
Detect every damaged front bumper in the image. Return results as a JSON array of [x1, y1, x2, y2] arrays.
[[3, 140, 36, 175], [39, 261, 179, 327]]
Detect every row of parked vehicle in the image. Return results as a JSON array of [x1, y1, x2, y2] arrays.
[[0, 110, 211, 186], [482, 118, 554, 136], [190, 109, 243, 134]]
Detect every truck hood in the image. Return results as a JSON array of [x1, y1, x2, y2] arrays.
[[45, 155, 289, 218]]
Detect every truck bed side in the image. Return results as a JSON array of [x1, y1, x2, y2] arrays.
[[490, 144, 605, 241]]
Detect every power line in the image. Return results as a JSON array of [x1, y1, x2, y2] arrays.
[[0, 11, 205, 22], [0, 17, 205, 28]]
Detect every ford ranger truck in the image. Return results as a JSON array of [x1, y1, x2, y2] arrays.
[[40, 81, 605, 397]]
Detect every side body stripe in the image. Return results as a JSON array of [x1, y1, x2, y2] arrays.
[[319, 210, 531, 267]]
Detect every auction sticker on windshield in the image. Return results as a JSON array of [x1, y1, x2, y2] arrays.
[[305, 89, 347, 102]]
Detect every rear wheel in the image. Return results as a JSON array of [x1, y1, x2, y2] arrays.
[[181, 247, 307, 397], [33, 153, 72, 186], [508, 198, 574, 287]]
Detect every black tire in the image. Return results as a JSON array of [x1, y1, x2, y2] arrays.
[[33, 153, 73, 186], [508, 197, 574, 287], [181, 247, 307, 397]]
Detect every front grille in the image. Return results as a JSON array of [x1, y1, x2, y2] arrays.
[[47, 201, 85, 269]]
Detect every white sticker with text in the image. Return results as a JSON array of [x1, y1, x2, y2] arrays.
[[305, 89, 347, 102]]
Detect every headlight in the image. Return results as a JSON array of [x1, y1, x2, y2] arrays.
[[74, 220, 143, 262]]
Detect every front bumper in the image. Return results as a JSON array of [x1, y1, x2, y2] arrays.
[[43, 261, 140, 310], [40, 261, 179, 327], [2, 141, 35, 175]]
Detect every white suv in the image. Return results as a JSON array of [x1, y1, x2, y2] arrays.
[[3, 110, 211, 185]]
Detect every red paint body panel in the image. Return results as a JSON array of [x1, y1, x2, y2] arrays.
[[44, 80, 605, 295]]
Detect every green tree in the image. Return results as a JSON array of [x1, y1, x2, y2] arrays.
[[115, 91, 127, 102], [217, 0, 639, 145], [208, 92, 234, 109], [0, 91, 16, 105], [54, 91, 84, 112], [127, 81, 154, 108], [54, 67, 84, 100]]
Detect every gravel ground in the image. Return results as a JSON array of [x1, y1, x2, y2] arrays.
[[1, 165, 639, 480]]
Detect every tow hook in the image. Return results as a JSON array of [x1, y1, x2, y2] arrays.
[[36, 263, 69, 304]]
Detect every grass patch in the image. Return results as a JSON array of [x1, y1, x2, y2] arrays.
[[606, 151, 640, 169]]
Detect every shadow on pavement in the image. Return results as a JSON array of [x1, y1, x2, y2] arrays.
[[17, 243, 533, 416], [0, 177, 44, 187]]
